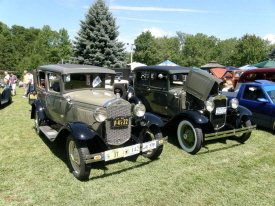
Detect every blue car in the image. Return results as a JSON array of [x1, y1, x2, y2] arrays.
[[232, 80, 275, 130], [0, 83, 12, 107]]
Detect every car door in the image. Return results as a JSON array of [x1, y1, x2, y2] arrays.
[[45, 72, 63, 123], [239, 85, 274, 128], [35, 70, 48, 116]]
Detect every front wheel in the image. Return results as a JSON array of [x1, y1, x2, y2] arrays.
[[66, 135, 91, 181], [177, 119, 203, 154], [142, 127, 163, 160], [233, 116, 252, 143]]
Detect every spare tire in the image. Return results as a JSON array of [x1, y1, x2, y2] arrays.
[[114, 84, 127, 99]]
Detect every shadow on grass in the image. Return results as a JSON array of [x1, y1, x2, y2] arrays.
[[161, 125, 245, 155], [88, 157, 154, 180], [36, 131, 161, 180], [0, 101, 13, 110]]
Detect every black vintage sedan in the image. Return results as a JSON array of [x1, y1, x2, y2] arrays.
[[129, 66, 256, 154], [0, 83, 12, 107]]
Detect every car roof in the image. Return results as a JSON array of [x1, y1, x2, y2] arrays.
[[37, 64, 116, 75], [133, 66, 193, 74]]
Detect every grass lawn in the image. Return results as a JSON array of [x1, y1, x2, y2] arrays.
[[1, 87, 275, 205]]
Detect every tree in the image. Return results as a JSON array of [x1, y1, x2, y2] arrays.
[[133, 31, 157, 65], [215, 38, 238, 66], [267, 48, 275, 60], [180, 33, 219, 68], [73, 0, 126, 68], [231, 34, 269, 67]]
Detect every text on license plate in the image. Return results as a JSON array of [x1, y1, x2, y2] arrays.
[[104, 144, 140, 161], [112, 116, 129, 128], [104, 140, 158, 161], [215, 107, 227, 115]]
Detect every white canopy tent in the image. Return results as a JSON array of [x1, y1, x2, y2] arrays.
[[127, 62, 147, 71]]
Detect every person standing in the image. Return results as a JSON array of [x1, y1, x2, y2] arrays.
[[4, 71, 10, 85], [24, 71, 34, 98], [9, 72, 17, 96], [22, 70, 29, 96]]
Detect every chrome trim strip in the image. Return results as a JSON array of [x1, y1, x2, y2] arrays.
[[205, 125, 256, 140]]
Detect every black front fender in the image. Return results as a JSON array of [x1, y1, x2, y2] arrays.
[[143, 113, 164, 127], [236, 105, 252, 116], [167, 111, 209, 126], [62, 122, 98, 140], [128, 95, 142, 104]]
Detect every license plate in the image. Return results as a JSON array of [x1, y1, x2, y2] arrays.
[[112, 117, 129, 128], [105, 148, 124, 161], [215, 107, 227, 115], [124, 144, 140, 157], [142, 140, 157, 152], [29, 94, 37, 99]]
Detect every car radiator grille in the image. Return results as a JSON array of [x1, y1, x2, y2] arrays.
[[106, 100, 131, 145], [210, 96, 227, 129]]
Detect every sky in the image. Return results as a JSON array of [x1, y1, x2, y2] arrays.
[[0, 0, 275, 51]]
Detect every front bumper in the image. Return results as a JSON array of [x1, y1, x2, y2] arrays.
[[204, 125, 256, 140], [85, 136, 167, 164]]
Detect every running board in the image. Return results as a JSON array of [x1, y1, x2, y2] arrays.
[[40, 126, 58, 142]]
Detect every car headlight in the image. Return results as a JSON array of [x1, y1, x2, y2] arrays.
[[205, 100, 215, 112], [133, 104, 146, 117], [94, 107, 107, 122], [229, 98, 239, 109]]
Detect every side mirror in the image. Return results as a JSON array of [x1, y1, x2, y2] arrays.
[[257, 98, 269, 103]]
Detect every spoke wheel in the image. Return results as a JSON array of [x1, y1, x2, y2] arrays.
[[142, 127, 163, 160], [233, 116, 252, 143], [66, 135, 91, 181], [177, 119, 203, 154]]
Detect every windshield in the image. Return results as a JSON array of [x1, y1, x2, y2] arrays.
[[264, 85, 275, 103], [64, 73, 114, 91]]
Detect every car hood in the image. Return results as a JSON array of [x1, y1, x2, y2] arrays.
[[67, 89, 116, 106]]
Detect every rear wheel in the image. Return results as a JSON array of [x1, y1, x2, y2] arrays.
[[177, 119, 203, 154], [34, 111, 42, 135], [142, 127, 163, 160], [66, 135, 91, 181], [233, 116, 252, 143]]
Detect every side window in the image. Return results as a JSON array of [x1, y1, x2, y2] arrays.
[[48, 72, 61, 93], [245, 73, 264, 81], [136, 71, 149, 86], [38, 71, 46, 89], [170, 74, 187, 87], [266, 73, 275, 82], [243, 86, 265, 101], [150, 72, 167, 89]]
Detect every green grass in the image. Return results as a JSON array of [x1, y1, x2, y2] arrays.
[[1, 88, 275, 205]]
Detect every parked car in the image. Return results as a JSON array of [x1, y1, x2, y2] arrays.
[[235, 68, 275, 91], [30, 64, 166, 181], [224, 80, 275, 131], [209, 68, 245, 91], [129, 66, 256, 154], [0, 83, 12, 107]]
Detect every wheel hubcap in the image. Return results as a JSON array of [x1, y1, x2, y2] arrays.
[[69, 141, 80, 173]]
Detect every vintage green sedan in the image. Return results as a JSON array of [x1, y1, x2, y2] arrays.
[[30, 64, 166, 181]]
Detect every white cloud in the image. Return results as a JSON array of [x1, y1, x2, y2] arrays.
[[109, 6, 211, 13], [143, 27, 172, 38], [117, 17, 188, 24], [264, 34, 275, 44]]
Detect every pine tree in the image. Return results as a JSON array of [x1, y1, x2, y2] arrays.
[[73, 0, 126, 68]]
